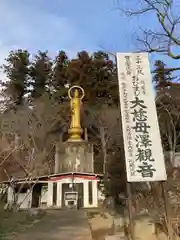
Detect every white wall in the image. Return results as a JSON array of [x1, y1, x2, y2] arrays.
[[16, 190, 32, 209], [0, 184, 8, 195], [57, 182, 62, 207], [83, 181, 89, 208], [47, 182, 53, 207], [92, 180, 98, 207], [7, 186, 14, 203], [83, 180, 98, 208], [40, 185, 48, 206], [7, 186, 32, 209]]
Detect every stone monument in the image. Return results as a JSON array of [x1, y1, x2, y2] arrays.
[[54, 85, 94, 174]]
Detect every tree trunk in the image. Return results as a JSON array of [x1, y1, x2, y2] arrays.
[[54, 135, 63, 174], [100, 127, 107, 175]]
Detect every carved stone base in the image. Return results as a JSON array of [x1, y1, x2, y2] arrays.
[[54, 141, 94, 173]]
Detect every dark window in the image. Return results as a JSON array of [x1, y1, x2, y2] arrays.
[[15, 187, 27, 193], [53, 183, 57, 205], [88, 181, 93, 204], [20, 188, 27, 193]]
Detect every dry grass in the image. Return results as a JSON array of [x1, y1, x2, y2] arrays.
[[132, 176, 180, 239], [90, 228, 115, 240], [87, 207, 176, 240], [0, 202, 44, 239], [87, 209, 124, 240], [134, 188, 180, 237]]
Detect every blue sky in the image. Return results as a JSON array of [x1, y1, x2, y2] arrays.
[[0, 0, 179, 80]]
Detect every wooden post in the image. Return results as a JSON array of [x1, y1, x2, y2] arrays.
[[161, 181, 173, 240], [126, 181, 135, 240]]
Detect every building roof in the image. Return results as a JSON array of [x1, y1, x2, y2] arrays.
[[0, 172, 103, 184]]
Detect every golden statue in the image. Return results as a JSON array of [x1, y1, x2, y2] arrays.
[[68, 85, 85, 141]]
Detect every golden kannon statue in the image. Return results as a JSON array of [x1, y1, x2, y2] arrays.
[[68, 85, 85, 141]]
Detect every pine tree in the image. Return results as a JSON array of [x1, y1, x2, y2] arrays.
[[51, 51, 69, 101], [67, 51, 118, 106], [154, 60, 180, 152], [2, 50, 30, 105], [153, 60, 172, 91], [29, 51, 52, 99]]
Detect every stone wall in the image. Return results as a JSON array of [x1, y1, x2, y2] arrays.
[[54, 141, 94, 173]]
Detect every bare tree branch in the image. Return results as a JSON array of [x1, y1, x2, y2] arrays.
[[117, 0, 180, 60]]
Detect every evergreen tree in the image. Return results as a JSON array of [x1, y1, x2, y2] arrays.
[[104, 144, 126, 202], [154, 60, 180, 152], [67, 51, 118, 106], [2, 49, 30, 105], [29, 51, 52, 99], [51, 51, 69, 101], [153, 60, 172, 91], [2, 49, 118, 106]]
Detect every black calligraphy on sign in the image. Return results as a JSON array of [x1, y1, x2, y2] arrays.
[[137, 163, 156, 178], [122, 82, 130, 124], [125, 56, 132, 76], [126, 125, 133, 157], [130, 96, 156, 178], [130, 97, 147, 109], [122, 78, 135, 176], [141, 80, 146, 95], [136, 55, 146, 95], [126, 125, 135, 175], [135, 134, 152, 148], [136, 148, 154, 162], [136, 55, 144, 76], [131, 108, 147, 122], [132, 75, 140, 96]]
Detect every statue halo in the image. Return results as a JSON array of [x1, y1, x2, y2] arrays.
[[68, 85, 85, 100]]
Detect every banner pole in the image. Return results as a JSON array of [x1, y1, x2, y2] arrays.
[[126, 181, 135, 240], [161, 181, 173, 240]]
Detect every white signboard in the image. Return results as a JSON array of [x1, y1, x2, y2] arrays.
[[116, 53, 167, 182]]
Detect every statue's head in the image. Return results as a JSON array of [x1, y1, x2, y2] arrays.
[[68, 85, 85, 100], [74, 89, 79, 98]]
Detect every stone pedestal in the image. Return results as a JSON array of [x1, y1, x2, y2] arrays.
[[54, 141, 94, 173]]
